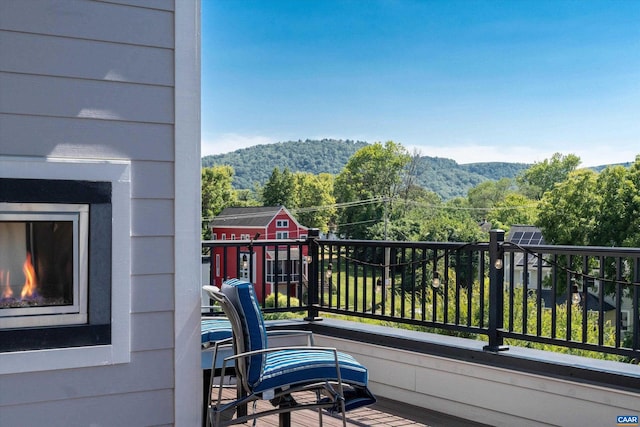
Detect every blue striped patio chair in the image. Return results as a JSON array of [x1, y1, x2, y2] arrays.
[[203, 280, 376, 427]]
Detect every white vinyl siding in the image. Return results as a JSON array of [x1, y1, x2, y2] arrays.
[[0, 0, 174, 48], [0, 73, 174, 123], [1, 30, 174, 86], [0, 0, 198, 425]]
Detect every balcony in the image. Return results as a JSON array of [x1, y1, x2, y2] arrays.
[[202, 230, 640, 426]]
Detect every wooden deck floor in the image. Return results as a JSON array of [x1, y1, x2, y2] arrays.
[[208, 387, 488, 427]]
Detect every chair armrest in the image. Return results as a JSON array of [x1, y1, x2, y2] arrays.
[[202, 336, 232, 349], [208, 338, 235, 371], [222, 345, 340, 365]]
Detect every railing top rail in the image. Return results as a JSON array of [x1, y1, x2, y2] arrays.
[[202, 239, 307, 247], [504, 242, 640, 257], [204, 237, 640, 256], [316, 238, 486, 250]]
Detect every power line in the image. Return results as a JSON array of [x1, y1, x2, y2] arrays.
[[202, 196, 538, 222], [290, 197, 385, 214], [401, 199, 539, 211], [336, 218, 381, 228], [203, 197, 386, 222]]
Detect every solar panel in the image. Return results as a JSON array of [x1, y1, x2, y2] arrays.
[[531, 236, 544, 245], [508, 227, 545, 245]]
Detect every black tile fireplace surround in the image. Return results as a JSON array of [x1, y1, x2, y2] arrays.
[[0, 178, 112, 352]]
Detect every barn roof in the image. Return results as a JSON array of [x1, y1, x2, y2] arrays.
[[211, 206, 284, 228]]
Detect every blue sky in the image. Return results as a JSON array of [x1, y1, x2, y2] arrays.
[[201, 0, 639, 167]]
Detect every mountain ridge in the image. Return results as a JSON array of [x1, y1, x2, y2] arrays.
[[202, 139, 530, 199], [201, 139, 629, 200]]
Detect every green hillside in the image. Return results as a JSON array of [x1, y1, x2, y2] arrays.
[[413, 157, 531, 199], [202, 139, 532, 199], [202, 139, 368, 190]]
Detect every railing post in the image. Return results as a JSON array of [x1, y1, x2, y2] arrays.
[[304, 228, 322, 321], [484, 229, 508, 352]]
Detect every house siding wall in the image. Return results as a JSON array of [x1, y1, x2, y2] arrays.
[[0, 1, 190, 425]]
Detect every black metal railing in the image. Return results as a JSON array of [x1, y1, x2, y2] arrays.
[[202, 229, 640, 361]]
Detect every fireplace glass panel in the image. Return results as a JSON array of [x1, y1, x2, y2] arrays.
[[1, 221, 73, 306], [0, 204, 88, 328]]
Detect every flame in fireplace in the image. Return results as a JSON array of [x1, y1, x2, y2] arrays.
[[1, 270, 12, 299], [20, 252, 38, 299]]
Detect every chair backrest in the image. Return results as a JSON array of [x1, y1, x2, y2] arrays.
[[219, 279, 268, 388], [203, 285, 248, 380]]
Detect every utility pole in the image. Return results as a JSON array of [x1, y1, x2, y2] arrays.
[[383, 196, 388, 240], [383, 197, 390, 314]]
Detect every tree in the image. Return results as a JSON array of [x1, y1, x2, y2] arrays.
[[623, 156, 640, 247], [234, 189, 260, 207], [536, 155, 640, 248], [591, 165, 634, 246], [467, 178, 514, 221], [201, 165, 236, 239], [334, 141, 411, 239], [517, 153, 581, 200], [486, 193, 538, 233], [366, 185, 441, 242], [536, 169, 599, 245], [398, 149, 423, 211], [262, 167, 295, 207], [290, 172, 336, 232], [590, 156, 640, 248], [406, 197, 485, 243]]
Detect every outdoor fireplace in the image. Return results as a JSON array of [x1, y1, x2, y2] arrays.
[[0, 178, 112, 352], [0, 203, 88, 329]]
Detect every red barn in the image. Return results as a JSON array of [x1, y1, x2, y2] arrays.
[[209, 206, 309, 301]]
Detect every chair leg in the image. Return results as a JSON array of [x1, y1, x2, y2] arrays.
[[203, 369, 212, 427], [237, 385, 247, 418], [339, 397, 347, 427], [316, 390, 323, 427], [279, 412, 291, 427]]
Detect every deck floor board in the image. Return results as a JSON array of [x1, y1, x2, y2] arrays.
[[208, 387, 488, 427]]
